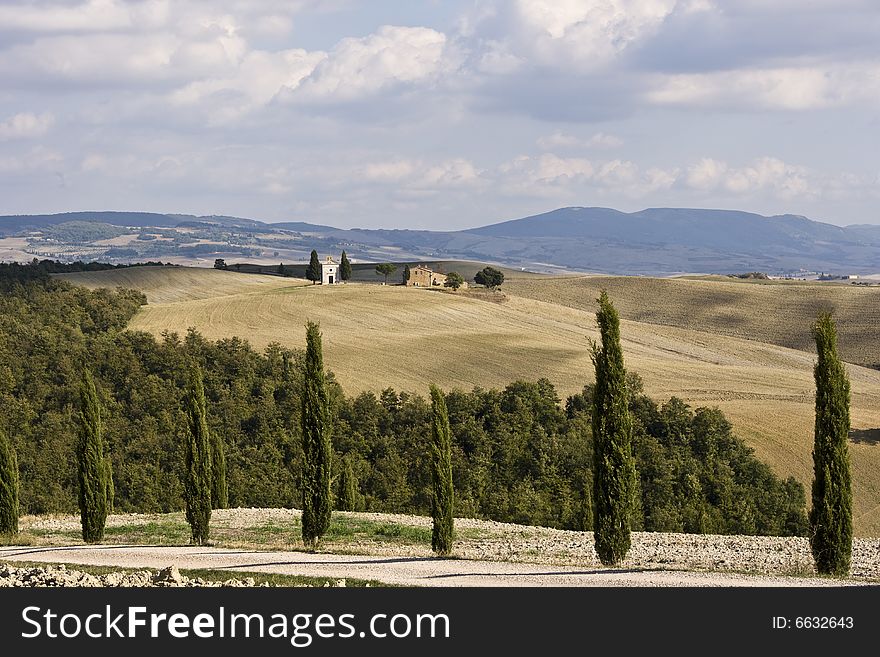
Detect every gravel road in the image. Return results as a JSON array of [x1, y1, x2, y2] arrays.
[[4, 509, 878, 586], [0, 544, 865, 587]]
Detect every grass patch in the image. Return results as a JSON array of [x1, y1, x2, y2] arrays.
[[103, 521, 192, 544], [326, 517, 432, 545]]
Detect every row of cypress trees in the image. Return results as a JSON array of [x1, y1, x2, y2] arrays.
[[587, 294, 853, 575], [0, 363, 228, 545], [298, 321, 455, 555], [0, 295, 854, 576]]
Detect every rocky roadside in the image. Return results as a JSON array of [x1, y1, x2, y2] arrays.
[[0, 563, 349, 588]]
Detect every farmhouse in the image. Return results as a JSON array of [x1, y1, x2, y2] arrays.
[[407, 264, 446, 287], [321, 256, 339, 285]]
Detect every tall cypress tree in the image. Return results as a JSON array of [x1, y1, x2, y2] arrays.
[[0, 429, 19, 536], [211, 432, 228, 510], [429, 384, 454, 556], [810, 312, 852, 576], [76, 370, 108, 543], [104, 454, 115, 515], [340, 251, 352, 282], [337, 457, 357, 512], [590, 291, 636, 566], [307, 250, 321, 284], [183, 365, 212, 545], [301, 321, 332, 549]]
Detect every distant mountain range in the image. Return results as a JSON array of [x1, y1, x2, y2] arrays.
[[3, 207, 880, 275]]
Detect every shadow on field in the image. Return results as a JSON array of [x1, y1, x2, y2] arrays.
[[849, 428, 880, 445], [215, 557, 447, 569], [424, 568, 667, 580]]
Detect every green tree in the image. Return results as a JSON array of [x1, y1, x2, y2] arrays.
[[0, 429, 19, 536], [403, 264, 411, 284], [444, 272, 464, 291], [340, 251, 352, 282], [429, 384, 454, 556], [307, 250, 321, 284], [104, 454, 114, 515], [809, 312, 852, 576], [277, 262, 287, 276], [212, 432, 228, 510], [474, 266, 504, 289], [590, 291, 637, 565], [76, 370, 108, 543], [183, 365, 212, 545], [375, 263, 397, 285], [213, 258, 227, 270], [301, 321, 332, 549], [337, 457, 358, 512]]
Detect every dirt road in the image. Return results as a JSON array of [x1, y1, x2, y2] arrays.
[[0, 545, 859, 587]]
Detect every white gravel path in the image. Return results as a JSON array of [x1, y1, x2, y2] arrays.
[[5, 509, 877, 586], [0, 544, 863, 587]]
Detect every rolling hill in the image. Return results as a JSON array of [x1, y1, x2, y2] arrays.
[[504, 274, 880, 369], [59, 266, 880, 536], [7, 206, 880, 274]]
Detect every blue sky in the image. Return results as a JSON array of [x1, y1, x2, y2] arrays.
[[1, 0, 879, 229]]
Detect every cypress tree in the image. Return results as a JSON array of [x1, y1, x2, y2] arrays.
[[403, 264, 411, 284], [183, 365, 212, 545], [429, 384, 454, 556], [301, 321, 332, 549], [590, 291, 636, 566], [307, 250, 321, 284], [809, 312, 852, 576], [340, 251, 352, 282], [76, 370, 108, 543], [211, 432, 228, 510], [104, 454, 115, 515], [338, 457, 357, 512], [0, 429, 19, 536]]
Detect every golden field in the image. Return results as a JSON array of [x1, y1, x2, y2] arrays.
[[61, 266, 880, 536]]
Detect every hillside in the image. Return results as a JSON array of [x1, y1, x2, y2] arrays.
[[504, 275, 880, 369], [60, 267, 880, 536], [55, 266, 309, 304]]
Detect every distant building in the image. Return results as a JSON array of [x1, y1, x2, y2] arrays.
[[843, 274, 859, 280], [407, 264, 447, 287], [321, 256, 339, 285]]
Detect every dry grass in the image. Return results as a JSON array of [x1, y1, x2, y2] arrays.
[[56, 266, 309, 304], [61, 268, 880, 537], [504, 274, 880, 369]]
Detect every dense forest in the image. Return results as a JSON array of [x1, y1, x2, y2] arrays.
[[0, 261, 807, 536]]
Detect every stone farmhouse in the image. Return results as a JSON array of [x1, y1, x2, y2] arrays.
[[407, 264, 447, 287]]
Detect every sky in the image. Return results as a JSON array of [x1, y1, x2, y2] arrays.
[[2, 0, 880, 230]]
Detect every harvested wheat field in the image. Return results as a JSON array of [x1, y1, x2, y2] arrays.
[[60, 267, 880, 536], [505, 274, 880, 369], [56, 265, 309, 304]]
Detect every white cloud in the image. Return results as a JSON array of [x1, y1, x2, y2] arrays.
[[0, 112, 55, 140], [498, 152, 678, 198], [685, 156, 812, 199], [169, 48, 324, 123], [537, 131, 623, 150], [0, 0, 168, 34], [362, 159, 418, 183], [293, 26, 454, 101], [510, 0, 680, 69], [649, 63, 880, 111]]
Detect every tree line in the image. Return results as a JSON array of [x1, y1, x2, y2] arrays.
[[0, 261, 852, 574]]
